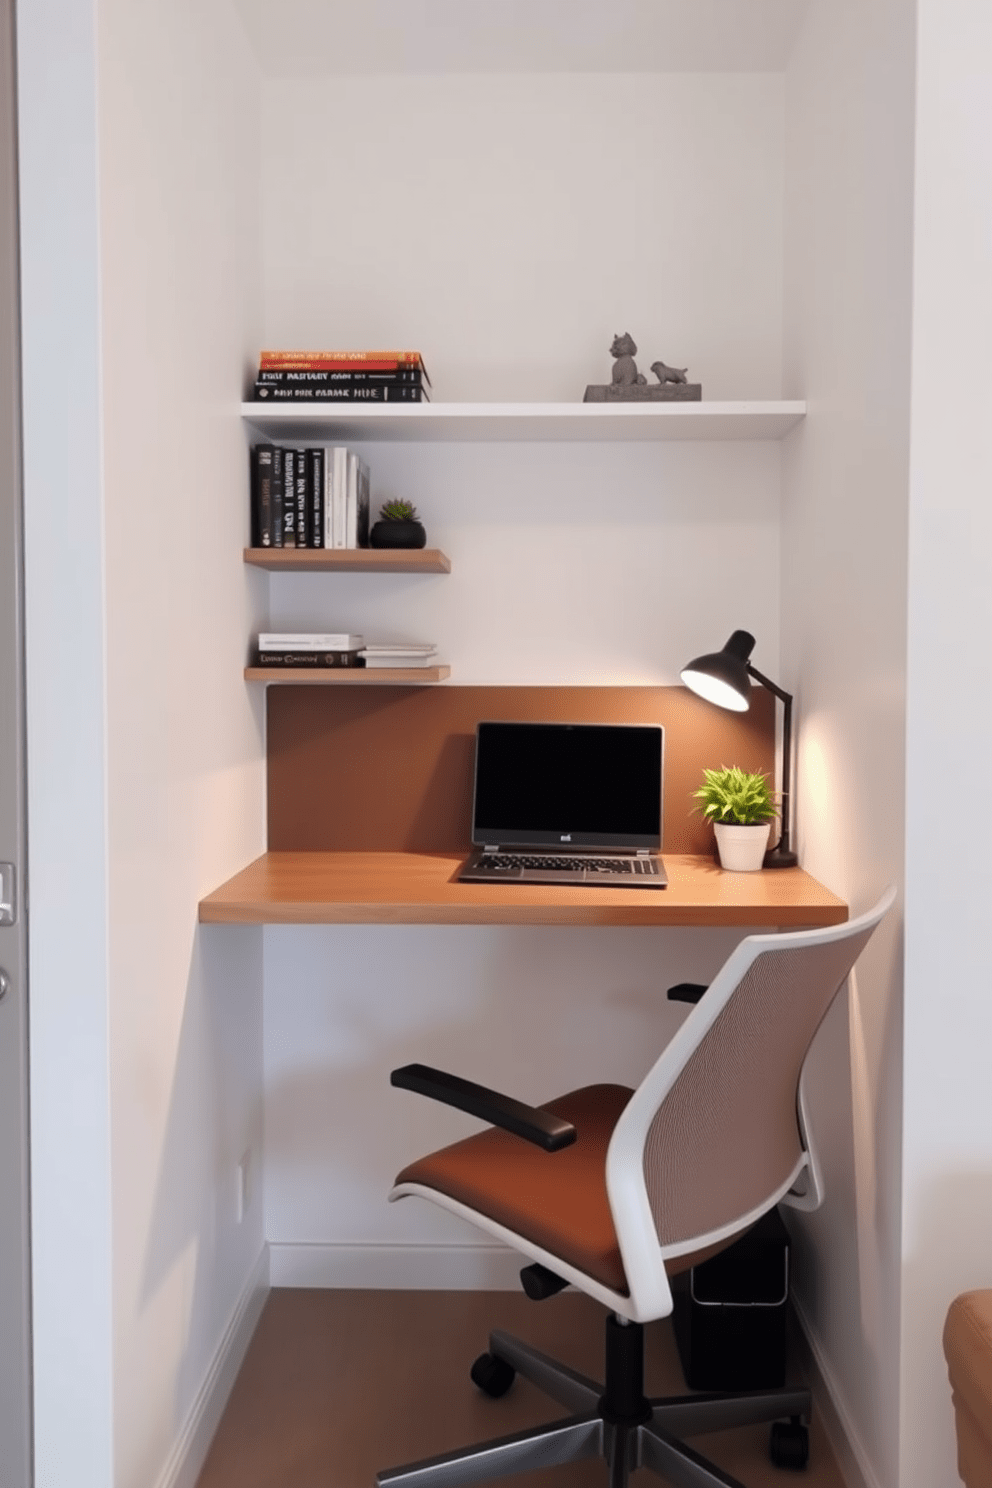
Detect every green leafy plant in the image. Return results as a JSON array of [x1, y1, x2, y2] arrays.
[[378, 499, 420, 523], [693, 766, 779, 826]]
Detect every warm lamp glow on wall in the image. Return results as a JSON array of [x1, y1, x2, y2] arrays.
[[680, 629, 798, 869]]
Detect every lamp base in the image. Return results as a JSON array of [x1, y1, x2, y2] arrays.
[[763, 842, 798, 870]]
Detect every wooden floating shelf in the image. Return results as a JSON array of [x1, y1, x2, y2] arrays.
[[243, 546, 451, 573], [241, 400, 807, 445], [244, 666, 450, 686]]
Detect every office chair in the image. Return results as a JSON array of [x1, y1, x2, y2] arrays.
[[378, 888, 896, 1488]]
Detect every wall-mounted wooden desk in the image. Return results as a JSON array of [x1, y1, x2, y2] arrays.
[[198, 851, 847, 928], [201, 685, 847, 928]]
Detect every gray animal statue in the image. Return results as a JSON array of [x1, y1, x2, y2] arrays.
[[583, 336, 701, 402], [610, 332, 647, 388], [650, 360, 689, 385]]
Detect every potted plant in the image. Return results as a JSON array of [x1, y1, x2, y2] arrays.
[[693, 765, 780, 872], [369, 499, 427, 550]]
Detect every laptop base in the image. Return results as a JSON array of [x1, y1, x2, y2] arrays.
[[459, 848, 668, 890]]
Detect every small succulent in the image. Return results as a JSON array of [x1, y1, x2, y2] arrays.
[[379, 499, 420, 523], [693, 766, 779, 826]]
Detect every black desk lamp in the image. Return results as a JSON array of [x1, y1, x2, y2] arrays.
[[680, 629, 798, 869]]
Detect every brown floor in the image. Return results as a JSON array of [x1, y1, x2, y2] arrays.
[[196, 1289, 847, 1488]]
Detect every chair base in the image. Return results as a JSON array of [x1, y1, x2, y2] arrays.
[[376, 1313, 812, 1488]]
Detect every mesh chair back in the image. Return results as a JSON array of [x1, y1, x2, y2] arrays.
[[643, 923, 876, 1249]]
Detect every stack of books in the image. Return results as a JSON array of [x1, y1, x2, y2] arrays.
[[250, 443, 370, 549], [254, 633, 366, 669], [251, 349, 431, 404], [359, 641, 438, 670]]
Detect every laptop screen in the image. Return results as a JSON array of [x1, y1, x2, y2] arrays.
[[471, 721, 663, 850]]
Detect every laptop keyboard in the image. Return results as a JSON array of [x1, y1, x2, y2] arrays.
[[480, 854, 661, 877]]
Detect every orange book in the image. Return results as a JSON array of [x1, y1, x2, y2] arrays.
[[260, 349, 424, 368]]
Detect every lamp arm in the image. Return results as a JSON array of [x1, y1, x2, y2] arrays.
[[746, 664, 794, 862], [745, 663, 791, 708]]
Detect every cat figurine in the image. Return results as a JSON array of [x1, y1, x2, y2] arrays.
[[610, 332, 647, 388]]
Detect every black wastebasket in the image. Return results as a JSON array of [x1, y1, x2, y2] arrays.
[[672, 1207, 790, 1391]]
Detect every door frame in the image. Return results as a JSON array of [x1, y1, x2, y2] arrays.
[[0, 0, 33, 1481]]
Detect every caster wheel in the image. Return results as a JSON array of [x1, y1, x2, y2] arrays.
[[470, 1352, 516, 1399], [769, 1419, 810, 1470]]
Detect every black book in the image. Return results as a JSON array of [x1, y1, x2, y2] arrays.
[[295, 450, 308, 546], [250, 445, 258, 546], [356, 456, 371, 548], [282, 448, 297, 548], [256, 366, 426, 387], [252, 444, 275, 547], [271, 446, 284, 546], [308, 447, 324, 548], [252, 648, 366, 668], [252, 382, 428, 403]]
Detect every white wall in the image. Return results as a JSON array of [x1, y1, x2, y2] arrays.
[[236, 0, 812, 80], [258, 71, 792, 1274], [902, 4, 992, 1485], [21, 0, 268, 1484], [780, 4, 916, 1486], [261, 73, 784, 402], [94, 1, 266, 1480], [18, 0, 114, 1481], [268, 438, 782, 685], [265, 924, 751, 1282]]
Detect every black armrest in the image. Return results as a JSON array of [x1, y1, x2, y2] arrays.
[[390, 1063, 577, 1152], [667, 982, 708, 1005]]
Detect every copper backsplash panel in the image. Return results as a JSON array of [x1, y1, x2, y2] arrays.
[[266, 685, 775, 855]]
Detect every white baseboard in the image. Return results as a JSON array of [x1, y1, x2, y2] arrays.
[[791, 1295, 879, 1488], [154, 1246, 270, 1488], [268, 1241, 523, 1291]]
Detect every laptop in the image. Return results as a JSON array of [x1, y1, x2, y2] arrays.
[[458, 720, 667, 889]]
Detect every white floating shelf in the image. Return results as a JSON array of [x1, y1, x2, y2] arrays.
[[241, 400, 806, 444]]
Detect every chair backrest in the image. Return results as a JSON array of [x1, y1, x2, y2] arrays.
[[606, 888, 895, 1317]]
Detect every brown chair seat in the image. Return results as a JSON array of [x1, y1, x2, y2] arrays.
[[396, 1084, 634, 1294], [945, 1291, 992, 1488]]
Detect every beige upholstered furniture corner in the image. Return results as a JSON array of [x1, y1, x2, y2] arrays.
[[945, 1291, 992, 1488]]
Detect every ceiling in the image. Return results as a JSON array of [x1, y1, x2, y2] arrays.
[[233, 0, 812, 78]]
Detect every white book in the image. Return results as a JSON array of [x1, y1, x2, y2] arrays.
[[259, 632, 364, 651], [362, 656, 440, 669], [356, 645, 434, 657], [323, 452, 334, 548], [332, 446, 348, 549], [361, 638, 436, 649], [345, 450, 358, 548]]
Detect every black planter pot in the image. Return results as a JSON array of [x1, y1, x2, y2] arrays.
[[369, 520, 426, 550]]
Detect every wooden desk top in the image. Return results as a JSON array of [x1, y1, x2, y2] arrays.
[[198, 852, 847, 928]]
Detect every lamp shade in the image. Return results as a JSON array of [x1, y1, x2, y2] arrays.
[[679, 630, 756, 713]]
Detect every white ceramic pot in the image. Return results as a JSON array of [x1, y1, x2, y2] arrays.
[[713, 821, 771, 872]]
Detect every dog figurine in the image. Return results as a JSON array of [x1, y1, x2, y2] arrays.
[[650, 360, 689, 385]]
